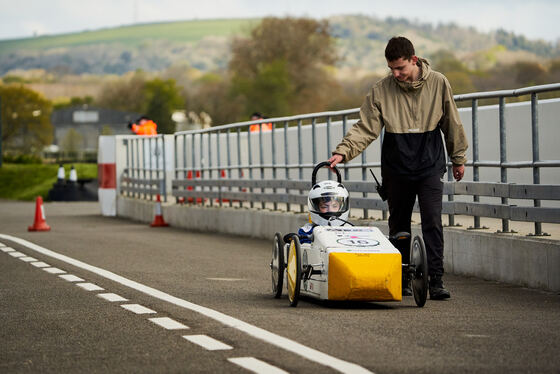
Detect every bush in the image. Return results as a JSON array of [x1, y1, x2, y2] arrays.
[[2, 154, 43, 164]]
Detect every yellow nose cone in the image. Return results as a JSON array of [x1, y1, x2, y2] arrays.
[[328, 252, 402, 301]]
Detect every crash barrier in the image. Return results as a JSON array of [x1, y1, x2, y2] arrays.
[[120, 135, 168, 202], [171, 83, 560, 236], [172, 178, 560, 226]]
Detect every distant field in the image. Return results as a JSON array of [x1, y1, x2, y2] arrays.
[[0, 18, 257, 53], [0, 163, 98, 201]]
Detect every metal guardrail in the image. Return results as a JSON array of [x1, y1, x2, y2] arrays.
[[120, 135, 167, 202], [169, 83, 560, 236], [118, 83, 560, 236], [172, 179, 560, 226]]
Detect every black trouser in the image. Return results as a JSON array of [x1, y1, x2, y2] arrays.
[[384, 173, 444, 277]]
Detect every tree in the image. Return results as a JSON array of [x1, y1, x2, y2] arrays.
[[60, 128, 83, 155], [143, 78, 184, 134], [95, 70, 149, 113], [0, 84, 52, 155], [229, 17, 339, 118]]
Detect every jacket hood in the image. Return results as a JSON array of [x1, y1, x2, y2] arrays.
[[395, 57, 431, 91]]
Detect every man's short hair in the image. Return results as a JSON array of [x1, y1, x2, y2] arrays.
[[385, 37, 415, 61]]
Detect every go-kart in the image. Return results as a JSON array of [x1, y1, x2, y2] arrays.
[[270, 162, 428, 308]]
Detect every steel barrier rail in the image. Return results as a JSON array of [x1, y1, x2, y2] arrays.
[[121, 135, 167, 201], [453, 83, 560, 235], [166, 83, 560, 236], [172, 179, 560, 226]]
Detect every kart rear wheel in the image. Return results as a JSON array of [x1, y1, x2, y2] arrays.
[[410, 235, 428, 307], [286, 237, 302, 307], [271, 233, 285, 298]]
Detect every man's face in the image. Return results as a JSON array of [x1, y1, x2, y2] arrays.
[[387, 56, 419, 82], [318, 199, 341, 213]]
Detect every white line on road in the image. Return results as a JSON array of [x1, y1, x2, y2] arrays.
[[0, 242, 5, 247], [97, 293, 128, 302], [9, 251, 25, 257], [1, 246, 14, 252], [59, 274, 85, 282], [30, 261, 50, 268], [182, 335, 232, 350], [0, 234, 374, 374], [43, 267, 66, 274], [121, 304, 157, 314], [228, 357, 289, 374], [19, 256, 38, 262], [148, 317, 189, 330], [76, 282, 104, 291]]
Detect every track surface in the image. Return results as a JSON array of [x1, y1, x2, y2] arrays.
[[1, 200, 559, 373]]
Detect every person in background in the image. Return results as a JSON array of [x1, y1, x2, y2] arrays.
[[128, 116, 158, 136], [249, 112, 273, 132], [328, 36, 468, 300]]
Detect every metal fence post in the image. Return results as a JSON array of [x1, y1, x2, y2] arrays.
[[470, 99, 482, 229], [247, 126, 253, 208], [499, 96, 510, 233], [284, 121, 290, 212], [272, 124, 277, 211], [259, 125, 265, 209], [297, 119, 304, 212], [530, 93, 546, 236]]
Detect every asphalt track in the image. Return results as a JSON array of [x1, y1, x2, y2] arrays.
[[1, 200, 559, 374]]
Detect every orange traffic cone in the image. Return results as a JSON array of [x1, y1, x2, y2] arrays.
[[150, 194, 169, 227], [28, 196, 51, 231]]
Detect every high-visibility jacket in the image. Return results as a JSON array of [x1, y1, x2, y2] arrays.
[[249, 122, 273, 132], [131, 120, 158, 136]]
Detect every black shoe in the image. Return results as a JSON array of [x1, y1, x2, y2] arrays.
[[429, 276, 450, 300]]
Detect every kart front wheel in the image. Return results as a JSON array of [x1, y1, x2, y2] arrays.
[[410, 235, 428, 307], [286, 237, 302, 307], [271, 233, 285, 298]]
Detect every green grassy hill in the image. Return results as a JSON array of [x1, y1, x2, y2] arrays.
[[0, 15, 557, 77], [0, 18, 256, 54]]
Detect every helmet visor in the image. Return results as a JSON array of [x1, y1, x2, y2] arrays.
[[310, 196, 347, 214]]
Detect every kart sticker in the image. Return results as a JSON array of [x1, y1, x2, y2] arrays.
[[336, 238, 380, 247]]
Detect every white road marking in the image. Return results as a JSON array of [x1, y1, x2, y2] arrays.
[[97, 293, 128, 302], [59, 274, 85, 282], [43, 267, 66, 274], [182, 335, 232, 350], [0, 242, 5, 247], [19, 256, 38, 262], [0, 234, 374, 374], [1, 246, 14, 252], [148, 317, 189, 330], [121, 304, 157, 314], [228, 357, 289, 374], [76, 282, 104, 291], [30, 261, 50, 268], [9, 251, 25, 257]]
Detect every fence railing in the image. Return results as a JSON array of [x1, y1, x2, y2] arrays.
[[123, 83, 560, 236], [120, 135, 167, 202]]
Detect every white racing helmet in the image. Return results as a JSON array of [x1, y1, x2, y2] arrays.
[[307, 180, 350, 226]]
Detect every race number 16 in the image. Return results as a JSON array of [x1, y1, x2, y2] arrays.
[[337, 238, 379, 247]]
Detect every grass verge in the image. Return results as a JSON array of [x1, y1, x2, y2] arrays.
[[0, 163, 97, 201]]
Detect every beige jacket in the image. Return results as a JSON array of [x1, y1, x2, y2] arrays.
[[334, 59, 468, 178]]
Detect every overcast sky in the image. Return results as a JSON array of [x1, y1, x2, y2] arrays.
[[0, 0, 558, 42]]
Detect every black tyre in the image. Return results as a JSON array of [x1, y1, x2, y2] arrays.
[[411, 235, 428, 307], [271, 233, 285, 298], [286, 237, 302, 307]]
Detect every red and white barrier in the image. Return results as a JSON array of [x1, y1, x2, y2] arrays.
[[98, 136, 117, 216]]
